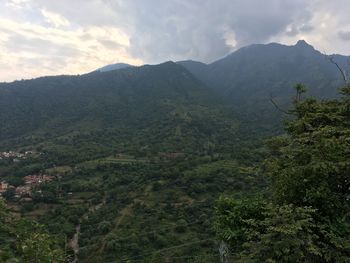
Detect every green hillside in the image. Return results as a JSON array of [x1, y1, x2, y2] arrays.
[[0, 62, 240, 163], [1, 41, 349, 262], [180, 41, 350, 135]]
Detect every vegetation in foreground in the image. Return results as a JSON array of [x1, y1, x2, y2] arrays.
[[1, 85, 349, 262], [215, 85, 350, 262]]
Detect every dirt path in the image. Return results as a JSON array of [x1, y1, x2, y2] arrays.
[[97, 202, 133, 256], [114, 204, 133, 228], [69, 200, 105, 263], [70, 225, 80, 263], [96, 184, 153, 257]]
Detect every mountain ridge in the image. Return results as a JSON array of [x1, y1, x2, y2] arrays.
[[96, 63, 133, 73], [180, 40, 349, 101], [0, 61, 238, 158], [1, 40, 349, 153]]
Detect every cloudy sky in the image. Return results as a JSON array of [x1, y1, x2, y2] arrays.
[[1, 0, 350, 82]]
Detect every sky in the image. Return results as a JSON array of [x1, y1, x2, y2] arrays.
[[1, 0, 350, 82]]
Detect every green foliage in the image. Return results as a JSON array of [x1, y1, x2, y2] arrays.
[[181, 41, 348, 138], [214, 197, 266, 249], [215, 199, 322, 262], [238, 204, 319, 263], [4, 43, 350, 261], [0, 62, 239, 160], [267, 86, 350, 219], [15, 220, 65, 263], [0, 199, 65, 263], [215, 85, 350, 262], [175, 219, 188, 233]]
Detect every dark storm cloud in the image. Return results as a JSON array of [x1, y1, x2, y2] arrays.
[[37, 0, 313, 63], [102, 0, 313, 63]]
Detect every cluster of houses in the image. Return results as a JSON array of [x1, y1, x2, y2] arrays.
[[23, 174, 54, 185], [0, 174, 55, 199], [0, 181, 10, 195], [0, 151, 38, 162]]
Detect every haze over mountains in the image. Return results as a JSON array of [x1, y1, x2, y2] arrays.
[[179, 40, 347, 100], [0, 40, 348, 152], [98, 40, 348, 102], [96, 63, 133, 73]]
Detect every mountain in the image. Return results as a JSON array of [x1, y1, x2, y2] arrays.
[[2, 40, 349, 159], [179, 40, 349, 105], [0, 62, 246, 262], [97, 63, 132, 72], [0, 62, 238, 161], [178, 40, 350, 136], [2, 40, 350, 262]]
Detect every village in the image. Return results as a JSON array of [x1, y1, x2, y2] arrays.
[[0, 150, 39, 162], [0, 174, 55, 199]]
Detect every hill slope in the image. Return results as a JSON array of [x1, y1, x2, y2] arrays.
[[180, 40, 349, 104], [179, 40, 350, 136], [97, 63, 132, 72], [2, 40, 349, 160], [0, 62, 238, 159]]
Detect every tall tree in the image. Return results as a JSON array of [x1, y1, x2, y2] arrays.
[[215, 84, 350, 262]]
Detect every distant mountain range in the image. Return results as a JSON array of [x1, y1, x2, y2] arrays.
[[178, 40, 348, 135], [0, 40, 349, 154], [97, 40, 349, 106], [96, 63, 132, 72], [179, 40, 348, 102]]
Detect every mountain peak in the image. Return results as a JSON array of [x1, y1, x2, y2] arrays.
[[97, 63, 132, 72], [295, 40, 314, 49]]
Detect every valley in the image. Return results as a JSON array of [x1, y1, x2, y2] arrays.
[[1, 40, 349, 262]]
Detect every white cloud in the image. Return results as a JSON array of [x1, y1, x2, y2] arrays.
[[224, 30, 238, 49], [270, 0, 350, 55], [1, 0, 350, 81], [41, 9, 70, 28], [5, 0, 29, 9], [0, 1, 142, 82]]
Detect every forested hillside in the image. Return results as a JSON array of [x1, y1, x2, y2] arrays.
[[0, 62, 240, 163], [180, 40, 348, 102], [180, 40, 350, 134], [1, 41, 349, 262]]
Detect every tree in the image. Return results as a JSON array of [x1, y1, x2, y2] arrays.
[[215, 85, 350, 262], [0, 199, 65, 262], [215, 199, 320, 262], [240, 204, 319, 262], [267, 85, 350, 218]]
